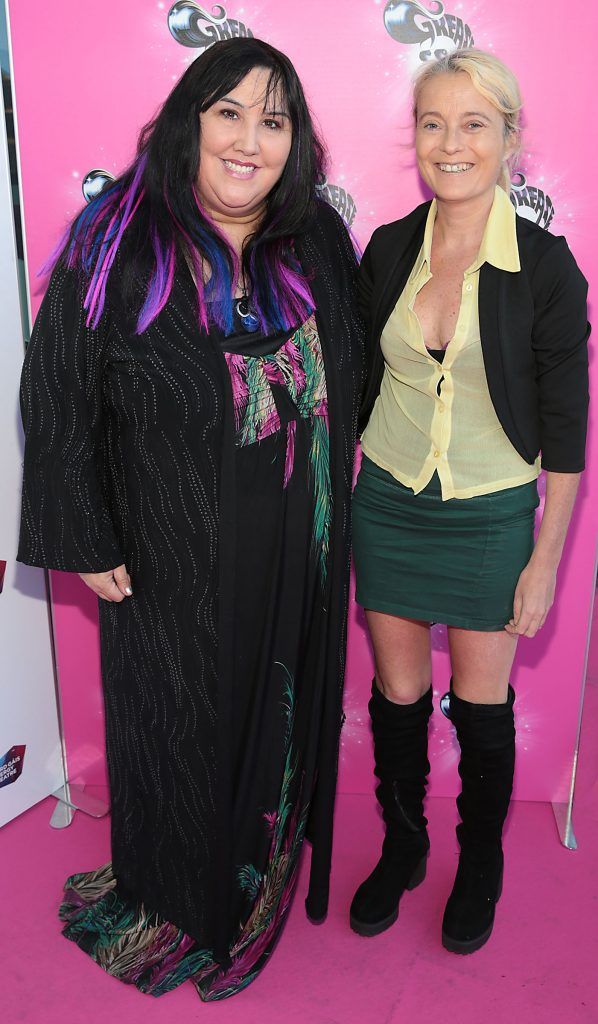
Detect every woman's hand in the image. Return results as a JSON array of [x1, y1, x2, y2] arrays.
[[506, 471, 580, 639], [79, 564, 133, 603], [505, 559, 556, 638]]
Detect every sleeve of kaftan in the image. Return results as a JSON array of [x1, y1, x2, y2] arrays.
[[17, 263, 124, 572]]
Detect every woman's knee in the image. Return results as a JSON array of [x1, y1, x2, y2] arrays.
[[374, 672, 430, 705]]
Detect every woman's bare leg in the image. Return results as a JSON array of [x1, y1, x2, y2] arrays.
[[365, 610, 432, 703], [447, 627, 518, 703]]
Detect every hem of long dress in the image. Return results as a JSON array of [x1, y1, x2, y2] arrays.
[[58, 862, 262, 1001]]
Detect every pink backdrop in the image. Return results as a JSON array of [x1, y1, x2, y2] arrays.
[[8, 0, 597, 803]]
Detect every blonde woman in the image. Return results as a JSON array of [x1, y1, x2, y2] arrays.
[[350, 49, 589, 953]]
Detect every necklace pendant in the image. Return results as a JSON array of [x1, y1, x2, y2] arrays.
[[236, 296, 260, 333]]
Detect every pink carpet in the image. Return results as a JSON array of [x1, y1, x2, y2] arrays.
[[3, 621, 597, 1023]]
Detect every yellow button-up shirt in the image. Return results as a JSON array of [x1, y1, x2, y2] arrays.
[[361, 186, 540, 500]]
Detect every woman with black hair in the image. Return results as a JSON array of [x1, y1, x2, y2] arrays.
[[18, 38, 363, 1000]]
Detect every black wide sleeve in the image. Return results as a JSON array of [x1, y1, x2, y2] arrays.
[[531, 237, 590, 473], [17, 263, 124, 572]]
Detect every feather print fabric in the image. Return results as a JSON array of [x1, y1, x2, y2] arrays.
[[225, 313, 331, 576]]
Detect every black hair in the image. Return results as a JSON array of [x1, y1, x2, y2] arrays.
[[51, 37, 327, 333]]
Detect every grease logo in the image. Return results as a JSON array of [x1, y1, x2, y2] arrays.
[[384, 0, 474, 61], [317, 178, 357, 228], [168, 1, 253, 52], [0, 746, 26, 789], [510, 173, 554, 230]]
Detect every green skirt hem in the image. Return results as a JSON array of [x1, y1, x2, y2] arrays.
[[354, 592, 507, 632]]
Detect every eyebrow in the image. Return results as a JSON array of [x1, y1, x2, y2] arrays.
[[218, 96, 290, 118], [418, 110, 490, 120]]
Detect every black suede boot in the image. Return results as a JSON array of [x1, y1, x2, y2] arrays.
[[350, 682, 433, 937], [442, 684, 516, 954]]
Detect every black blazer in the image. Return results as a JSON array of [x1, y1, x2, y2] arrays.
[[358, 201, 590, 473]]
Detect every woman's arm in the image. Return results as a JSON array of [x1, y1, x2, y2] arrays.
[[506, 471, 581, 638], [18, 262, 126, 580], [506, 236, 590, 638], [529, 237, 590, 474]]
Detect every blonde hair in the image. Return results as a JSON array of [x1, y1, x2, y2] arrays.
[[412, 48, 522, 192]]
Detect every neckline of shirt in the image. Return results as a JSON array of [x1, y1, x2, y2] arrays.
[[412, 184, 521, 281]]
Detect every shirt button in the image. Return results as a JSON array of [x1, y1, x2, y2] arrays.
[[439, 404, 445, 412], [465, 283, 473, 292], [434, 450, 440, 458]]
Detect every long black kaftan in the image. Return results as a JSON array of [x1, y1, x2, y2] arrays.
[[17, 200, 364, 1000]]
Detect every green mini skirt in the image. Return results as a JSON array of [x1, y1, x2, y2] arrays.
[[352, 455, 539, 632]]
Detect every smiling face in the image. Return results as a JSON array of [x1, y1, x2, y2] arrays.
[[415, 71, 515, 205], [197, 66, 293, 222]]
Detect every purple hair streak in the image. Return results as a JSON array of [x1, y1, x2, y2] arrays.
[[44, 152, 314, 338]]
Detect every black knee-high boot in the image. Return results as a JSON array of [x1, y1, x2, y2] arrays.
[[350, 681, 433, 937], [442, 684, 516, 954]]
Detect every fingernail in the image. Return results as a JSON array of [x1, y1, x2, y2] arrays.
[[125, 586, 133, 596]]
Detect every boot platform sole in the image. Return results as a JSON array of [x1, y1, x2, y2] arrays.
[[349, 852, 428, 938], [441, 921, 493, 955], [441, 867, 503, 955]]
